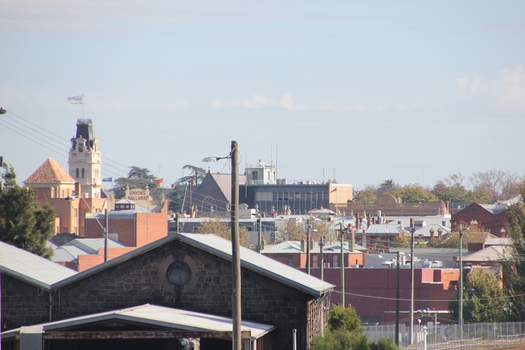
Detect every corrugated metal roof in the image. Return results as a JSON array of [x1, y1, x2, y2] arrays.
[[261, 240, 366, 254], [177, 233, 335, 297], [51, 233, 334, 296], [463, 245, 511, 262], [0, 242, 77, 290], [1, 304, 275, 340]]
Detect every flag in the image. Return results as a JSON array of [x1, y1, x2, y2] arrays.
[[155, 178, 163, 184], [102, 177, 112, 182], [68, 95, 83, 104]]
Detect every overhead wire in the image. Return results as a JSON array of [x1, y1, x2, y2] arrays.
[[1, 110, 130, 179]]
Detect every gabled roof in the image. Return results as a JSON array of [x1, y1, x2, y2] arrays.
[[0, 241, 77, 290], [175, 233, 335, 297], [53, 233, 334, 297], [207, 173, 247, 202], [1, 304, 275, 340], [24, 158, 75, 184]]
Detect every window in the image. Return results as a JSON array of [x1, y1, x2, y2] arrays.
[[252, 171, 258, 180], [312, 255, 318, 268], [472, 208, 478, 215], [287, 255, 294, 267], [75, 168, 79, 178], [333, 254, 339, 268], [81, 168, 85, 178]]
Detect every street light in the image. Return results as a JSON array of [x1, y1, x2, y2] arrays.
[[203, 141, 241, 350], [458, 224, 468, 337]]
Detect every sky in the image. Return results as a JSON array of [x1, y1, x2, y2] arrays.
[[1, 0, 524, 191]]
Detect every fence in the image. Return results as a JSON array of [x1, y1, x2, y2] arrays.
[[363, 322, 525, 349]]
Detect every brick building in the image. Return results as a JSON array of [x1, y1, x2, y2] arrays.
[[1, 233, 334, 349], [451, 198, 521, 237], [84, 197, 169, 248], [23, 158, 109, 236]]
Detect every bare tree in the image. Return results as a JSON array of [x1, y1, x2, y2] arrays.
[[469, 169, 522, 203]]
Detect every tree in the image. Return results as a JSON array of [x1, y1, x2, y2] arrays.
[[377, 179, 400, 196], [0, 163, 54, 258], [502, 180, 525, 321], [176, 165, 206, 186], [196, 217, 251, 248], [391, 184, 438, 203], [449, 268, 508, 323], [328, 304, 363, 333], [113, 166, 161, 199], [311, 304, 399, 350], [391, 229, 426, 248], [353, 189, 377, 203], [431, 225, 488, 248], [275, 218, 332, 243], [470, 169, 522, 203]]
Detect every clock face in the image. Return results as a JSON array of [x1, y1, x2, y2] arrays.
[[166, 261, 191, 286]]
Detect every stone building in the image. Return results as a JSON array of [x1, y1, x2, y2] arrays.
[[1, 233, 334, 349]]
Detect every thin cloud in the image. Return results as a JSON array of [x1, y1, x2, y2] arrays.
[[490, 66, 525, 112]]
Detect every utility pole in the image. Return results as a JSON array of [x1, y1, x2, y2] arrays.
[[395, 251, 400, 346], [104, 209, 108, 262], [459, 224, 464, 338], [340, 222, 345, 308], [319, 235, 325, 281], [257, 216, 262, 253], [409, 219, 415, 345], [231, 141, 241, 350], [306, 220, 311, 275]]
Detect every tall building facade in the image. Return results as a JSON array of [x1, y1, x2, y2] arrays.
[[68, 119, 102, 198]]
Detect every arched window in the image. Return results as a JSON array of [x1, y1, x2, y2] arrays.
[[76, 168, 79, 178], [81, 168, 85, 178]]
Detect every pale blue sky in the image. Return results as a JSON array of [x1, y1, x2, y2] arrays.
[[1, 0, 524, 190]]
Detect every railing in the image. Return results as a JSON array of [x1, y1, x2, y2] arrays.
[[363, 322, 525, 349]]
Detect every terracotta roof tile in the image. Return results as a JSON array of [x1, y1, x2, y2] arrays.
[[24, 158, 76, 184]]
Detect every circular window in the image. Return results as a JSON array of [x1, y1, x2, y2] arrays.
[[166, 261, 192, 286]]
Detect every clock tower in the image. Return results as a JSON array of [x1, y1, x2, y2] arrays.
[[68, 119, 102, 198]]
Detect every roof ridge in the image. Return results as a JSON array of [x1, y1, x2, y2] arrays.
[[25, 158, 76, 183]]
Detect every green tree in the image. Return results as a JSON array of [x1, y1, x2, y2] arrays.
[[353, 189, 377, 203], [449, 268, 508, 323], [311, 305, 399, 350], [113, 166, 161, 199], [503, 181, 525, 321], [377, 179, 399, 196], [391, 184, 438, 203], [168, 165, 207, 214], [391, 230, 426, 248], [0, 163, 54, 258], [328, 304, 363, 333]]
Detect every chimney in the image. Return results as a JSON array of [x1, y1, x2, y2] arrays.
[[361, 229, 367, 249], [301, 237, 306, 253], [438, 228, 443, 240], [430, 228, 435, 241], [349, 224, 356, 252]]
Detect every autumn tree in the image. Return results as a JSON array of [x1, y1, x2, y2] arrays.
[[391, 229, 427, 248], [0, 163, 54, 258], [431, 224, 488, 248], [470, 169, 522, 203], [449, 268, 508, 323], [275, 218, 332, 243], [196, 217, 251, 248]]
